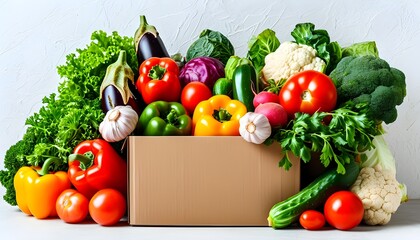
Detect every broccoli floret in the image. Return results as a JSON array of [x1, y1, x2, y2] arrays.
[[0, 135, 35, 206], [329, 55, 406, 124]]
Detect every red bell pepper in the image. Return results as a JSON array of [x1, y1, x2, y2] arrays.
[[68, 139, 127, 199], [136, 57, 181, 104]]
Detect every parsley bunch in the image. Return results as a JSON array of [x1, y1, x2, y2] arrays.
[[273, 102, 380, 174]]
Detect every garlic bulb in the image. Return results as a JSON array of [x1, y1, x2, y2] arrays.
[[99, 105, 138, 142], [239, 112, 271, 144]]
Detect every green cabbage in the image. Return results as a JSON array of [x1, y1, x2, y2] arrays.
[[247, 29, 280, 74], [186, 29, 235, 65], [342, 41, 379, 58]]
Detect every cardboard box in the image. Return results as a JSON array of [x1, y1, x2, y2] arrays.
[[128, 136, 300, 226]]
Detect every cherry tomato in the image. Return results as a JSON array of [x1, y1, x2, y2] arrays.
[[324, 190, 364, 230], [56, 189, 89, 223], [299, 210, 325, 230], [89, 189, 126, 226], [279, 70, 337, 117], [181, 82, 213, 115]]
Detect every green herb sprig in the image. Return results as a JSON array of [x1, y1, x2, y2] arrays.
[[272, 102, 380, 174]]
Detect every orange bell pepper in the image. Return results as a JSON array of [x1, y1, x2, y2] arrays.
[[193, 95, 247, 136], [14, 157, 71, 219]]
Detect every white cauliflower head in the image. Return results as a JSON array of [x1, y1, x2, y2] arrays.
[[261, 41, 326, 83], [350, 165, 402, 225]]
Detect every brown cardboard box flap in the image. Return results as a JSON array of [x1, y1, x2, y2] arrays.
[[128, 136, 300, 226]]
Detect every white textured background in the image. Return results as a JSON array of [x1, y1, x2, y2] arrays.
[[0, 0, 419, 198]]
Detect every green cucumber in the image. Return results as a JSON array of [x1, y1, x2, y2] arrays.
[[213, 78, 233, 97], [232, 63, 257, 112], [268, 161, 360, 229]]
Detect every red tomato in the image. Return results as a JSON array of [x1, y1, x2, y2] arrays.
[[56, 189, 89, 223], [299, 210, 325, 230], [324, 190, 364, 230], [89, 189, 126, 226], [181, 82, 213, 115], [279, 70, 337, 116]]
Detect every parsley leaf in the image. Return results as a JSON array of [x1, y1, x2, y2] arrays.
[[273, 102, 380, 174]]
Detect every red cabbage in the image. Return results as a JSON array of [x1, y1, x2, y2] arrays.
[[179, 56, 225, 89]]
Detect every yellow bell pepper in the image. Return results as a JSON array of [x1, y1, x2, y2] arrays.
[[193, 95, 247, 136], [14, 157, 71, 219]]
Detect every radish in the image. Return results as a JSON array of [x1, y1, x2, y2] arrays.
[[255, 102, 288, 128], [253, 91, 279, 108]]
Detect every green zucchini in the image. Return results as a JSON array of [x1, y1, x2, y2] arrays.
[[232, 63, 257, 112], [268, 161, 360, 229]]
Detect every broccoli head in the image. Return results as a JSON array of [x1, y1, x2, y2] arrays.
[[329, 55, 406, 124]]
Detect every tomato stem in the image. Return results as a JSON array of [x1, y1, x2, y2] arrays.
[[301, 90, 312, 101]]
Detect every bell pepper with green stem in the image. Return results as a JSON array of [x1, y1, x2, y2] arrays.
[[68, 139, 127, 199], [193, 95, 247, 136], [14, 157, 71, 219], [136, 57, 181, 104], [139, 101, 192, 136]]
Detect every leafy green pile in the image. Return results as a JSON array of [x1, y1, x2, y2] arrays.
[[272, 102, 380, 174], [0, 31, 137, 206], [186, 29, 235, 65]]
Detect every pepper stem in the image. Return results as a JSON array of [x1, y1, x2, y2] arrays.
[[148, 65, 166, 80], [68, 151, 95, 171], [36, 157, 61, 176], [212, 108, 232, 122], [166, 109, 179, 126]]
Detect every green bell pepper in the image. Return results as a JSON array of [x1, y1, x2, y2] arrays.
[[139, 101, 192, 136]]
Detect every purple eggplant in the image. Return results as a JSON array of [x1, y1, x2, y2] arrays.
[[100, 50, 143, 114], [134, 15, 170, 65], [101, 83, 142, 114]]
